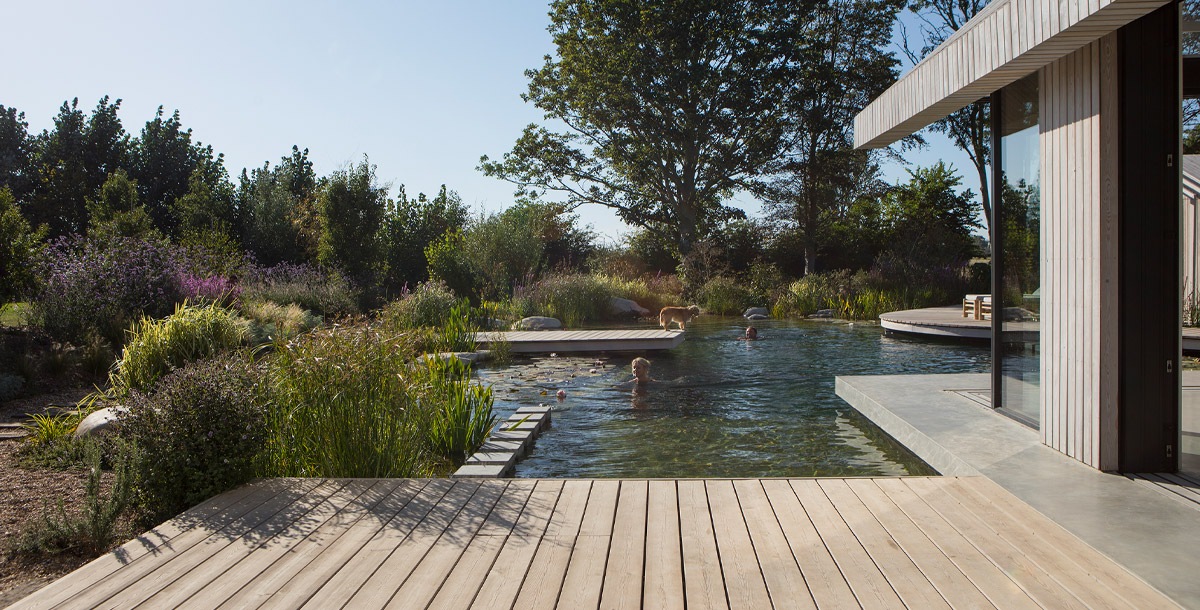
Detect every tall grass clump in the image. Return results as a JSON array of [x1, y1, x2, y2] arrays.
[[513, 273, 611, 327], [260, 323, 428, 478], [698, 276, 754, 315], [122, 356, 263, 521], [381, 280, 461, 329], [774, 265, 968, 321], [241, 261, 357, 317], [110, 301, 246, 395], [414, 356, 496, 467], [238, 300, 321, 344]]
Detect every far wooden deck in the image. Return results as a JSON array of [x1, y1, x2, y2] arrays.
[[12, 476, 1177, 609], [475, 329, 685, 353]]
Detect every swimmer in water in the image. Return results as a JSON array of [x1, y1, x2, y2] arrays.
[[738, 326, 759, 340], [631, 356, 652, 384]]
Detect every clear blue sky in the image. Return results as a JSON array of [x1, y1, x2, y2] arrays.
[[2, 1, 979, 243]]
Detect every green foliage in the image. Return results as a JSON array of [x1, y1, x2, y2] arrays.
[[698, 276, 754, 315], [237, 160, 313, 266], [131, 106, 228, 236], [317, 158, 386, 295], [86, 169, 162, 242], [0, 105, 36, 200], [878, 162, 981, 269], [0, 187, 47, 303], [259, 324, 429, 478], [111, 301, 246, 396], [381, 185, 469, 296], [21, 411, 78, 447], [238, 300, 321, 344], [417, 357, 495, 466], [122, 356, 263, 521], [481, 0, 809, 255], [516, 273, 613, 327], [774, 268, 965, 321], [13, 443, 133, 556], [425, 230, 477, 299], [461, 202, 578, 300], [381, 280, 462, 330]]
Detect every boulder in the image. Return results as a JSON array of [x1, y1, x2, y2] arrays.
[[74, 406, 127, 439], [512, 316, 563, 330], [746, 313, 769, 321], [809, 309, 835, 319], [610, 297, 651, 318], [743, 307, 769, 318]]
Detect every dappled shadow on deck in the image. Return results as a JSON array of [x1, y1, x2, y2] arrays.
[[10, 476, 1179, 609]]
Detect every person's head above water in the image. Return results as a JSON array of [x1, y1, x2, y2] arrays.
[[745, 326, 758, 340], [631, 357, 651, 383]]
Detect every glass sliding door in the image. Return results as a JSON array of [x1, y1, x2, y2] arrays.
[[995, 73, 1041, 427]]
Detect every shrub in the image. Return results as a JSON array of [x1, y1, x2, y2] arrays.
[[381, 280, 461, 329], [0, 372, 23, 402], [122, 356, 265, 521], [514, 273, 612, 327], [774, 267, 965, 321], [178, 273, 240, 306], [698, 276, 754, 315], [241, 261, 357, 317], [259, 324, 429, 478], [110, 301, 247, 396], [0, 187, 47, 304], [238, 300, 321, 344], [13, 443, 133, 556], [33, 236, 183, 346]]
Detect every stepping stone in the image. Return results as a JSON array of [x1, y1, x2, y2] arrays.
[[451, 463, 512, 478], [489, 429, 536, 448], [480, 440, 526, 457], [466, 451, 518, 468]]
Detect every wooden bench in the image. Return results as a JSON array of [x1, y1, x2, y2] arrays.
[[962, 294, 992, 320]]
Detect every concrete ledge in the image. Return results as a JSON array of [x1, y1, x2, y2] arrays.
[[466, 451, 518, 468]]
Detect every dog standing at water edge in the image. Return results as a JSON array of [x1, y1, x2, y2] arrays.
[[658, 305, 701, 330]]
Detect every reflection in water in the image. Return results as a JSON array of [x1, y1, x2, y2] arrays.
[[475, 319, 990, 478]]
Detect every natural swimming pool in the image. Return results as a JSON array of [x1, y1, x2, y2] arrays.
[[474, 318, 989, 478]]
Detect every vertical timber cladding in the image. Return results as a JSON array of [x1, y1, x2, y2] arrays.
[[1040, 41, 1106, 467], [1116, 3, 1181, 473]]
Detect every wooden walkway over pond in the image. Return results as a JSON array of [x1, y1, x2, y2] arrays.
[[12, 476, 1177, 609], [475, 329, 685, 353]]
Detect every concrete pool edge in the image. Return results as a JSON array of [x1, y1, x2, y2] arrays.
[[836, 373, 1200, 607]]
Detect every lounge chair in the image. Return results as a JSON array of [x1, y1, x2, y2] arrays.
[[962, 294, 991, 320]]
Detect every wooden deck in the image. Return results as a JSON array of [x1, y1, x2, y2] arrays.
[[12, 476, 1178, 610], [475, 329, 685, 353]]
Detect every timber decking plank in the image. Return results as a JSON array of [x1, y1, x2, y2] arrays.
[[730, 479, 816, 610], [817, 479, 951, 610], [844, 479, 995, 610], [377, 480, 509, 610], [705, 480, 772, 610], [677, 479, 728, 610], [790, 479, 903, 610], [445, 481, 563, 610], [599, 480, 648, 610], [642, 480, 684, 610], [256, 479, 431, 610], [872, 478, 1039, 610], [10, 480, 268, 610], [52, 478, 330, 610], [301, 480, 476, 609], [420, 480, 536, 610], [904, 477, 1090, 610], [512, 480, 593, 610], [953, 476, 1180, 609], [558, 480, 620, 610], [209, 479, 406, 610], [144, 479, 375, 610], [759, 479, 858, 609]]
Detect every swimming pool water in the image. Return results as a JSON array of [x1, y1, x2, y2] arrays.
[[474, 318, 989, 478]]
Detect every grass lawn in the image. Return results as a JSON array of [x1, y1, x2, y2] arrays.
[[0, 303, 30, 327]]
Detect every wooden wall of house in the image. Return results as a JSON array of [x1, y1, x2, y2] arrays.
[[1038, 38, 1117, 469]]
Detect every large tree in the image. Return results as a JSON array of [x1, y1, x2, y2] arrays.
[[903, 0, 992, 228], [761, 0, 906, 275], [317, 158, 387, 291], [481, 0, 811, 256], [0, 106, 35, 202]]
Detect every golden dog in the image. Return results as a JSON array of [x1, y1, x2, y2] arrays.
[[658, 305, 701, 330]]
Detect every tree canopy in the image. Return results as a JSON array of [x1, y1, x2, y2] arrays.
[[481, 0, 812, 256]]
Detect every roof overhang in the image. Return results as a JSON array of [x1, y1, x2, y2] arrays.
[[854, 0, 1175, 149]]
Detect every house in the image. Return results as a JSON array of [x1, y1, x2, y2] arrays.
[[854, 0, 1187, 474]]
